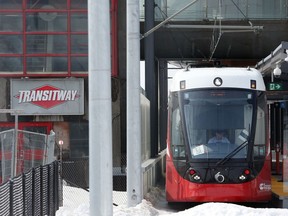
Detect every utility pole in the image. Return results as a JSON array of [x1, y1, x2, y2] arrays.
[[127, 0, 143, 207], [88, 0, 113, 215]]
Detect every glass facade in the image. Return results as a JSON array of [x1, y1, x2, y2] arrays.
[[0, 0, 88, 76], [1, 0, 286, 76], [141, 0, 288, 21]]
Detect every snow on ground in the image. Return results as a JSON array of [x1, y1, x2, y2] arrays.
[[56, 185, 288, 216]]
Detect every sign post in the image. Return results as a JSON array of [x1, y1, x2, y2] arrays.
[[58, 140, 63, 162], [0, 109, 22, 178]]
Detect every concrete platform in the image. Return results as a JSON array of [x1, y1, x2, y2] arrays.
[[271, 175, 288, 208]]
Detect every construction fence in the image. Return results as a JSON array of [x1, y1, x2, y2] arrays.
[[0, 160, 62, 216], [0, 129, 55, 184]]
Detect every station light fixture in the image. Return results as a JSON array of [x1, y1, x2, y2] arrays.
[[255, 42, 288, 77], [273, 64, 282, 78], [285, 49, 288, 62]]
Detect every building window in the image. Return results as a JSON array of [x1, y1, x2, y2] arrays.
[[0, 35, 22, 54], [0, 57, 23, 72], [70, 0, 87, 9], [0, 13, 22, 31], [26, 35, 67, 54], [0, 0, 88, 77], [71, 35, 87, 54], [71, 13, 88, 32], [26, 57, 68, 73], [71, 57, 88, 72], [26, 0, 68, 9], [0, 0, 22, 9], [26, 13, 68, 32]]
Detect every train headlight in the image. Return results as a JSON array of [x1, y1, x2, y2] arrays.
[[187, 168, 202, 182], [193, 174, 201, 181], [239, 175, 246, 181], [238, 169, 251, 181]]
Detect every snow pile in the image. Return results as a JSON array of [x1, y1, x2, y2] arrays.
[[56, 185, 288, 216], [114, 200, 162, 216], [172, 202, 288, 216], [144, 187, 164, 205]]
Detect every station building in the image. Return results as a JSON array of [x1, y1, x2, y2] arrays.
[[1, 0, 288, 193], [0, 0, 122, 165]]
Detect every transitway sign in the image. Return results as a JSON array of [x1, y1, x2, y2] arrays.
[[11, 78, 84, 115]]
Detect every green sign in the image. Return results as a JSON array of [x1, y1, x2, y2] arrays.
[[268, 83, 284, 91]]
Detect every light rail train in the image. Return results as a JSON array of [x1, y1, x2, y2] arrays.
[[166, 67, 271, 202]]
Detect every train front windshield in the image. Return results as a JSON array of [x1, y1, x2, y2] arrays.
[[170, 89, 267, 162]]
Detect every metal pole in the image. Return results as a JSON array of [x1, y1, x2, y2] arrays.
[[0, 110, 22, 178], [12, 113, 18, 178], [88, 0, 113, 215], [159, 60, 168, 151], [145, 0, 158, 157], [127, 0, 142, 207]]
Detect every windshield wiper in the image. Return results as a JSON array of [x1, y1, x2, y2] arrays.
[[216, 140, 248, 166]]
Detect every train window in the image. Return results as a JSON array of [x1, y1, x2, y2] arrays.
[[253, 92, 267, 159], [254, 145, 266, 157], [171, 108, 185, 158], [254, 93, 266, 145], [172, 146, 186, 158], [180, 89, 257, 160]]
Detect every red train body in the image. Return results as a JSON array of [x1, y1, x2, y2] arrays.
[[166, 67, 271, 203]]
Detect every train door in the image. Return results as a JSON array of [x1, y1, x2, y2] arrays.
[[280, 101, 288, 182], [270, 102, 284, 175], [269, 101, 288, 181]]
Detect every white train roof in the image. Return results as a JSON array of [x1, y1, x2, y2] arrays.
[[169, 67, 266, 92]]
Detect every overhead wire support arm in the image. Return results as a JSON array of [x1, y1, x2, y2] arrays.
[[140, 0, 199, 40], [209, 0, 223, 61]]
